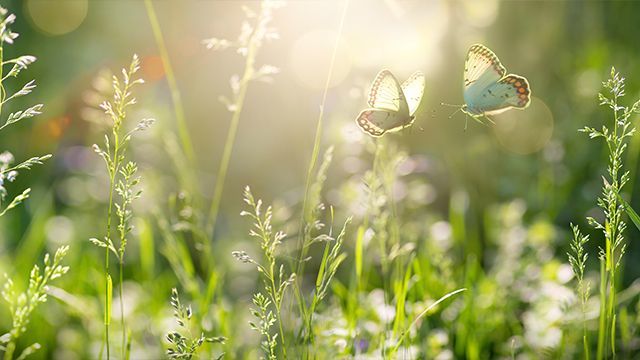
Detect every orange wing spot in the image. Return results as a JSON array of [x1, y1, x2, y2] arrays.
[[518, 87, 525, 94], [515, 81, 521, 87]]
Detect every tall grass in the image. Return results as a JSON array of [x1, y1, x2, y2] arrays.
[[0, 6, 50, 217], [1, 247, 69, 360], [292, 1, 350, 351], [203, 1, 284, 240], [292, 147, 353, 351], [295, 0, 350, 275], [577, 67, 640, 359], [234, 186, 296, 359], [6, 1, 640, 358], [568, 224, 590, 359], [0, 7, 65, 359], [166, 288, 225, 359], [143, 0, 197, 184], [90, 55, 153, 359]]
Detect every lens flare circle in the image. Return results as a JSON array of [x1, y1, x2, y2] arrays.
[[26, 0, 88, 36], [290, 30, 352, 90], [493, 97, 554, 155]]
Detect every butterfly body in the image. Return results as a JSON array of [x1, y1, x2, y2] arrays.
[[461, 44, 531, 119], [356, 69, 424, 137]]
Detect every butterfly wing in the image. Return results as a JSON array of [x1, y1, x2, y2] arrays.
[[401, 71, 425, 116], [470, 75, 531, 116], [463, 44, 532, 116], [368, 70, 409, 117], [356, 109, 414, 137], [463, 44, 507, 115], [463, 44, 505, 91]]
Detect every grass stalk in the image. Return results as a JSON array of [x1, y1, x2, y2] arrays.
[[568, 224, 590, 359], [144, 0, 196, 165], [91, 56, 152, 359], [103, 123, 118, 360], [235, 187, 295, 359], [598, 258, 606, 360], [581, 67, 640, 359], [206, 60, 251, 238], [392, 288, 467, 353], [295, 0, 349, 280]]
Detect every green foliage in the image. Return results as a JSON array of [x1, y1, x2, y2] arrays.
[[0, 7, 63, 360], [1, 246, 70, 360], [91, 54, 153, 359], [235, 186, 295, 359], [578, 67, 640, 360], [249, 293, 277, 360], [166, 288, 225, 360], [568, 224, 590, 359], [204, 0, 284, 239], [0, 6, 49, 217], [5, 1, 640, 359]]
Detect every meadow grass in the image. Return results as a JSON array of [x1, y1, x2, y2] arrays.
[[203, 1, 283, 242], [577, 67, 640, 360], [0, 7, 65, 360], [3, 1, 640, 359], [90, 55, 153, 359], [166, 288, 225, 359]]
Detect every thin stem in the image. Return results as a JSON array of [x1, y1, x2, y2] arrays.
[[598, 257, 606, 360], [103, 67, 134, 359], [0, 45, 4, 117], [294, 2, 349, 341], [580, 278, 590, 360], [269, 269, 288, 359], [144, 0, 196, 165], [392, 288, 467, 352], [120, 260, 125, 360], [605, 93, 620, 359], [206, 21, 258, 240], [104, 134, 117, 360], [296, 0, 349, 271]]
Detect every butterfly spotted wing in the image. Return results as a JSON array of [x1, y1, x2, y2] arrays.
[[356, 70, 420, 137], [462, 44, 531, 117], [366, 69, 409, 115], [401, 71, 425, 117], [356, 109, 409, 137]]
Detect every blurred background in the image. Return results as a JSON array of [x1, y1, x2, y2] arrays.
[[1, 0, 640, 358]]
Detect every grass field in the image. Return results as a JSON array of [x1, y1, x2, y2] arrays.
[[2, 1, 640, 359]]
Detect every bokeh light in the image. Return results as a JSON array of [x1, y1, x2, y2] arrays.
[[25, 0, 88, 36], [2, 1, 640, 358], [290, 30, 352, 89], [493, 97, 554, 154]]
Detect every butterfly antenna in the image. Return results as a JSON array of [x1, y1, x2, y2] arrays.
[[447, 107, 463, 119], [440, 102, 464, 119]]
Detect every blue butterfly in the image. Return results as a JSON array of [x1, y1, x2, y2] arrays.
[[446, 44, 531, 127]]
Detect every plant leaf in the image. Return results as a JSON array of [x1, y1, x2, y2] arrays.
[[617, 194, 640, 232]]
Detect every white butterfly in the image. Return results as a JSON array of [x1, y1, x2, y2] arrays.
[[356, 69, 425, 137]]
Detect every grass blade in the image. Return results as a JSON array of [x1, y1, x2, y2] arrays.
[[393, 288, 467, 352], [617, 193, 640, 232], [105, 274, 112, 326]]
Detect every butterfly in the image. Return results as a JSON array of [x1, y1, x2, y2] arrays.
[[356, 69, 425, 137], [445, 44, 531, 127]]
